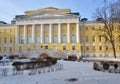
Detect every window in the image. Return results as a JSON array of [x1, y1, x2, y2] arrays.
[[63, 45, 66, 50], [86, 46, 89, 50], [20, 35, 24, 44], [10, 29, 12, 32], [4, 38, 6, 43], [81, 46, 82, 51], [4, 29, 6, 33], [71, 34, 76, 43], [54, 34, 58, 43], [99, 46, 102, 50], [86, 27, 88, 30], [0, 47, 1, 51], [53, 26, 58, 30], [79, 27, 82, 30], [93, 46, 96, 50], [99, 35, 102, 42], [92, 36, 95, 42], [0, 38, 1, 43], [36, 35, 40, 44], [106, 46, 108, 50], [72, 26, 74, 30], [62, 26, 66, 30], [119, 35, 120, 41], [45, 34, 49, 44], [99, 27, 102, 30], [44, 26, 49, 30], [92, 27, 95, 30], [10, 38, 12, 43], [35, 26, 41, 30], [10, 47, 12, 52], [62, 34, 66, 43], [72, 45, 75, 50], [80, 36, 82, 42], [28, 35, 32, 44], [86, 36, 89, 42], [4, 47, 6, 51], [28, 27, 32, 30]]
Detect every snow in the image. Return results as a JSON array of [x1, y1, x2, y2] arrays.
[[0, 60, 120, 84]]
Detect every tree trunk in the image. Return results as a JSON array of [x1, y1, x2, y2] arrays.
[[112, 43, 117, 58]]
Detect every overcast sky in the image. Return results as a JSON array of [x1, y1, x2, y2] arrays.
[[0, 0, 115, 23]]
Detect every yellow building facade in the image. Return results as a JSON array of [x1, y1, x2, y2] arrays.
[[0, 7, 120, 58]]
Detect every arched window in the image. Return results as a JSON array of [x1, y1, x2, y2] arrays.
[[71, 34, 76, 43], [36, 35, 40, 44], [28, 35, 32, 44], [62, 34, 66, 43], [45, 34, 49, 43], [54, 34, 58, 43], [20, 35, 24, 44]]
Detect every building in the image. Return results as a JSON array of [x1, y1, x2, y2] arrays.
[[0, 7, 120, 58]]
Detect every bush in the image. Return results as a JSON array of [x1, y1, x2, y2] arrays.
[[9, 55, 19, 59], [114, 64, 118, 70], [68, 56, 77, 61], [93, 62, 101, 71], [103, 63, 110, 70], [0, 56, 3, 60]]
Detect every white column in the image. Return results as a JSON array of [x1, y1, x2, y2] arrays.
[[49, 24, 52, 43], [24, 25, 27, 44], [67, 23, 70, 43], [58, 23, 61, 43], [76, 23, 80, 43], [32, 24, 35, 43], [15, 25, 19, 44], [41, 24, 44, 43]]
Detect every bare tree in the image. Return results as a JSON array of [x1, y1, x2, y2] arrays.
[[93, 0, 120, 58]]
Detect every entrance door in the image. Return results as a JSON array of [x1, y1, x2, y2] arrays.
[[45, 46, 48, 49]]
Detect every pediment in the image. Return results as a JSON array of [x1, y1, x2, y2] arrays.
[[18, 12, 78, 20]]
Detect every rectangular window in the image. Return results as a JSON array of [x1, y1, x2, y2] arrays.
[[86, 36, 89, 42], [4, 29, 6, 33], [44, 26, 49, 30], [35, 26, 41, 30], [62, 26, 66, 30], [79, 27, 82, 30], [10, 47, 12, 52], [81, 46, 82, 51], [93, 46, 96, 50], [92, 27, 95, 30], [92, 36, 95, 42], [10, 29, 12, 32], [72, 26, 74, 30], [106, 46, 108, 50], [63, 46, 66, 50], [99, 35, 102, 42], [99, 46, 102, 50], [53, 26, 58, 30], [86, 46, 89, 50], [4, 38, 6, 43], [80, 36, 82, 42], [72, 45, 75, 50], [4, 47, 6, 51], [86, 27, 88, 30], [10, 38, 12, 43]]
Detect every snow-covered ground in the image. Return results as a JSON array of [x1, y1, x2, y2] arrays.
[[0, 60, 120, 84]]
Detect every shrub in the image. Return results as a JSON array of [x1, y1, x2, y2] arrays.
[[114, 64, 118, 70], [68, 56, 77, 61], [93, 62, 101, 71], [9, 55, 19, 59], [0, 56, 3, 60], [103, 63, 110, 70]]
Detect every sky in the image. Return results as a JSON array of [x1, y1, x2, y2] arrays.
[[0, 0, 116, 23]]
